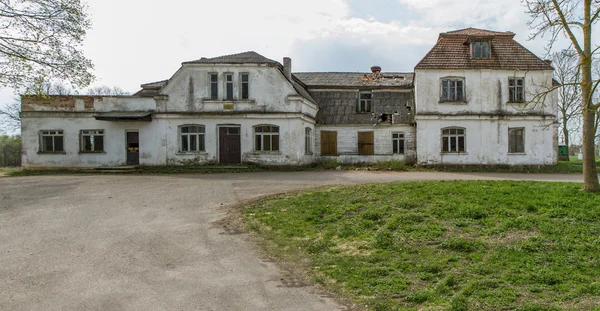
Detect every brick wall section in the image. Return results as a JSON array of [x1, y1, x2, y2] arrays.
[[309, 90, 413, 125]]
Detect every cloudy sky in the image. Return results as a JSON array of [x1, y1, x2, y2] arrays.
[[0, 0, 573, 112]]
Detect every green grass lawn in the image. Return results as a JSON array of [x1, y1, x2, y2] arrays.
[[244, 181, 600, 310]]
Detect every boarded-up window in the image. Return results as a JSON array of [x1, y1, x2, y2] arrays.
[[508, 128, 525, 153], [358, 131, 374, 155], [320, 131, 337, 155]]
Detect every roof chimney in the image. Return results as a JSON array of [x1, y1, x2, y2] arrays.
[[371, 66, 382, 73], [283, 57, 292, 80]]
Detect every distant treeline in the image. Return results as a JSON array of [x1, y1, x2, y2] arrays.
[[0, 136, 21, 167]]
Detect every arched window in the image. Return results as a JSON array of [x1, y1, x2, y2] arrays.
[[179, 125, 205, 152], [254, 125, 279, 151], [441, 127, 465, 153], [305, 127, 312, 154]]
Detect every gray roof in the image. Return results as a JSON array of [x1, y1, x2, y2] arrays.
[[294, 72, 414, 89], [182, 51, 279, 65]]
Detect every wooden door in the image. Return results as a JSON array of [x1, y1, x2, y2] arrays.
[[358, 131, 374, 155], [219, 127, 241, 164], [126, 131, 139, 165], [320, 131, 337, 155]]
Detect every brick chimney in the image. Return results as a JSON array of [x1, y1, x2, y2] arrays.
[[283, 57, 292, 80], [371, 66, 382, 73]]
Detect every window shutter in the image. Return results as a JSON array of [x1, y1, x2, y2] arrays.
[[358, 131, 374, 155], [321, 131, 337, 155]]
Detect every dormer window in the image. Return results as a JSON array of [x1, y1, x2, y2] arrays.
[[471, 41, 490, 59]]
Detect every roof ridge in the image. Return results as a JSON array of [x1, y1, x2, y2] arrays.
[[183, 51, 278, 65]]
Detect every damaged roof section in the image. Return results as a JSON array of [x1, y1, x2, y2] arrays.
[[294, 72, 414, 89], [415, 27, 553, 71], [182, 51, 279, 65], [134, 80, 168, 97]]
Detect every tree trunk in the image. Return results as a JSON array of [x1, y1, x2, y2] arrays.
[[563, 126, 570, 161], [581, 0, 600, 192]]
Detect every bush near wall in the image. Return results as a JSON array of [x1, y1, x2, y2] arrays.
[[0, 135, 21, 167]]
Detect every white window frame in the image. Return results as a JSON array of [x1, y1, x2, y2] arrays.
[[254, 125, 279, 152], [441, 127, 466, 153], [225, 73, 234, 100], [179, 125, 205, 152], [508, 127, 525, 154], [39, 130, 64, 153], [240, 73, 249, 100], [305, 127, 312, 154], [508, 77, 525, 103], [440, 78, 465, 102], [209, 73, 218, 99], [80, 129, 104, 152], [392, 132, 405, 155], [358, 91, 372, 113]]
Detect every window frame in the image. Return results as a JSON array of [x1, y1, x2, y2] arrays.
[[441, 127, 466, 154], [508, 127, 526, 154], [225, 73, 234, 100], [79, 129, 105, 153], [178, 125, 206, 153], [305, 127, 313, 154], [39, 129, 65, 153], [471, 41, 491, 59], [357, 91, 372, 113], [508, 77, 525, 103], [440, 77, 466, 103], [392, 132, 405, 155], [209, 73, 218, 99], [254, 125, 280, 152], [240, 73, 249, 100]]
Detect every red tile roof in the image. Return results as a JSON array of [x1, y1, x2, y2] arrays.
[[415, 28, 553, 70]]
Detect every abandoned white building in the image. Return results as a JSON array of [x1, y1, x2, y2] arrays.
[[20, 28, 558, 168]]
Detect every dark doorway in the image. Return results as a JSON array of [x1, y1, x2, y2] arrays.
[[126, 131, 139, 165], [219, 127, 241, 164]]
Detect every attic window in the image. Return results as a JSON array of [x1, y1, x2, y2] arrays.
[[471, 41, 490, 59]]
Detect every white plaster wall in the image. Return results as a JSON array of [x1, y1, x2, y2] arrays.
[[21, 116, 159, 168], [414, 69, 556, 115], [157, 115, 315, 166], [416, 117, 557, 165], [21, 114, 315, 168], [160, 65, 317, 117], [315, 125, 416, 164]]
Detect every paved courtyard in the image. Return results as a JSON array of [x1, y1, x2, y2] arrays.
[[0, 171, 585, 310]]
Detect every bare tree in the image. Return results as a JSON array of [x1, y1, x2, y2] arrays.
[[86, 85, 129, 96], [0, 98, 21, 134], [0, 0, 94, 89], [552, 49, 581, 160], [524, 0, 600, 192]]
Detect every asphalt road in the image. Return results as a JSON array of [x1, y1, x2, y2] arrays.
[[0, 171, 586, 311]]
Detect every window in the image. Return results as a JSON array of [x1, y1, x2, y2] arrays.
[[254, 125, 279, 151], [472, 41, 490, 59], [441, 78, 465, 102], [80, 130, 104, 152], [305, 127, 312, 154], [358, 131, 374, 155], [441, 127, 466, 153], [392, 132, 405, 154], [241, 73, 249, 100], [210, 73, 218, 99], [358, 92, 372, 112], [509, 78, 525, 103], [40, 130, 64, 153], [179, 125, 205, 152], [225, 74, 234, 100], [508, 128, 525, 153], [320, 131, 337, 155]]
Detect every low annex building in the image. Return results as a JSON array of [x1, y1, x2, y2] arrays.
[[20, 28, 558, 168]]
